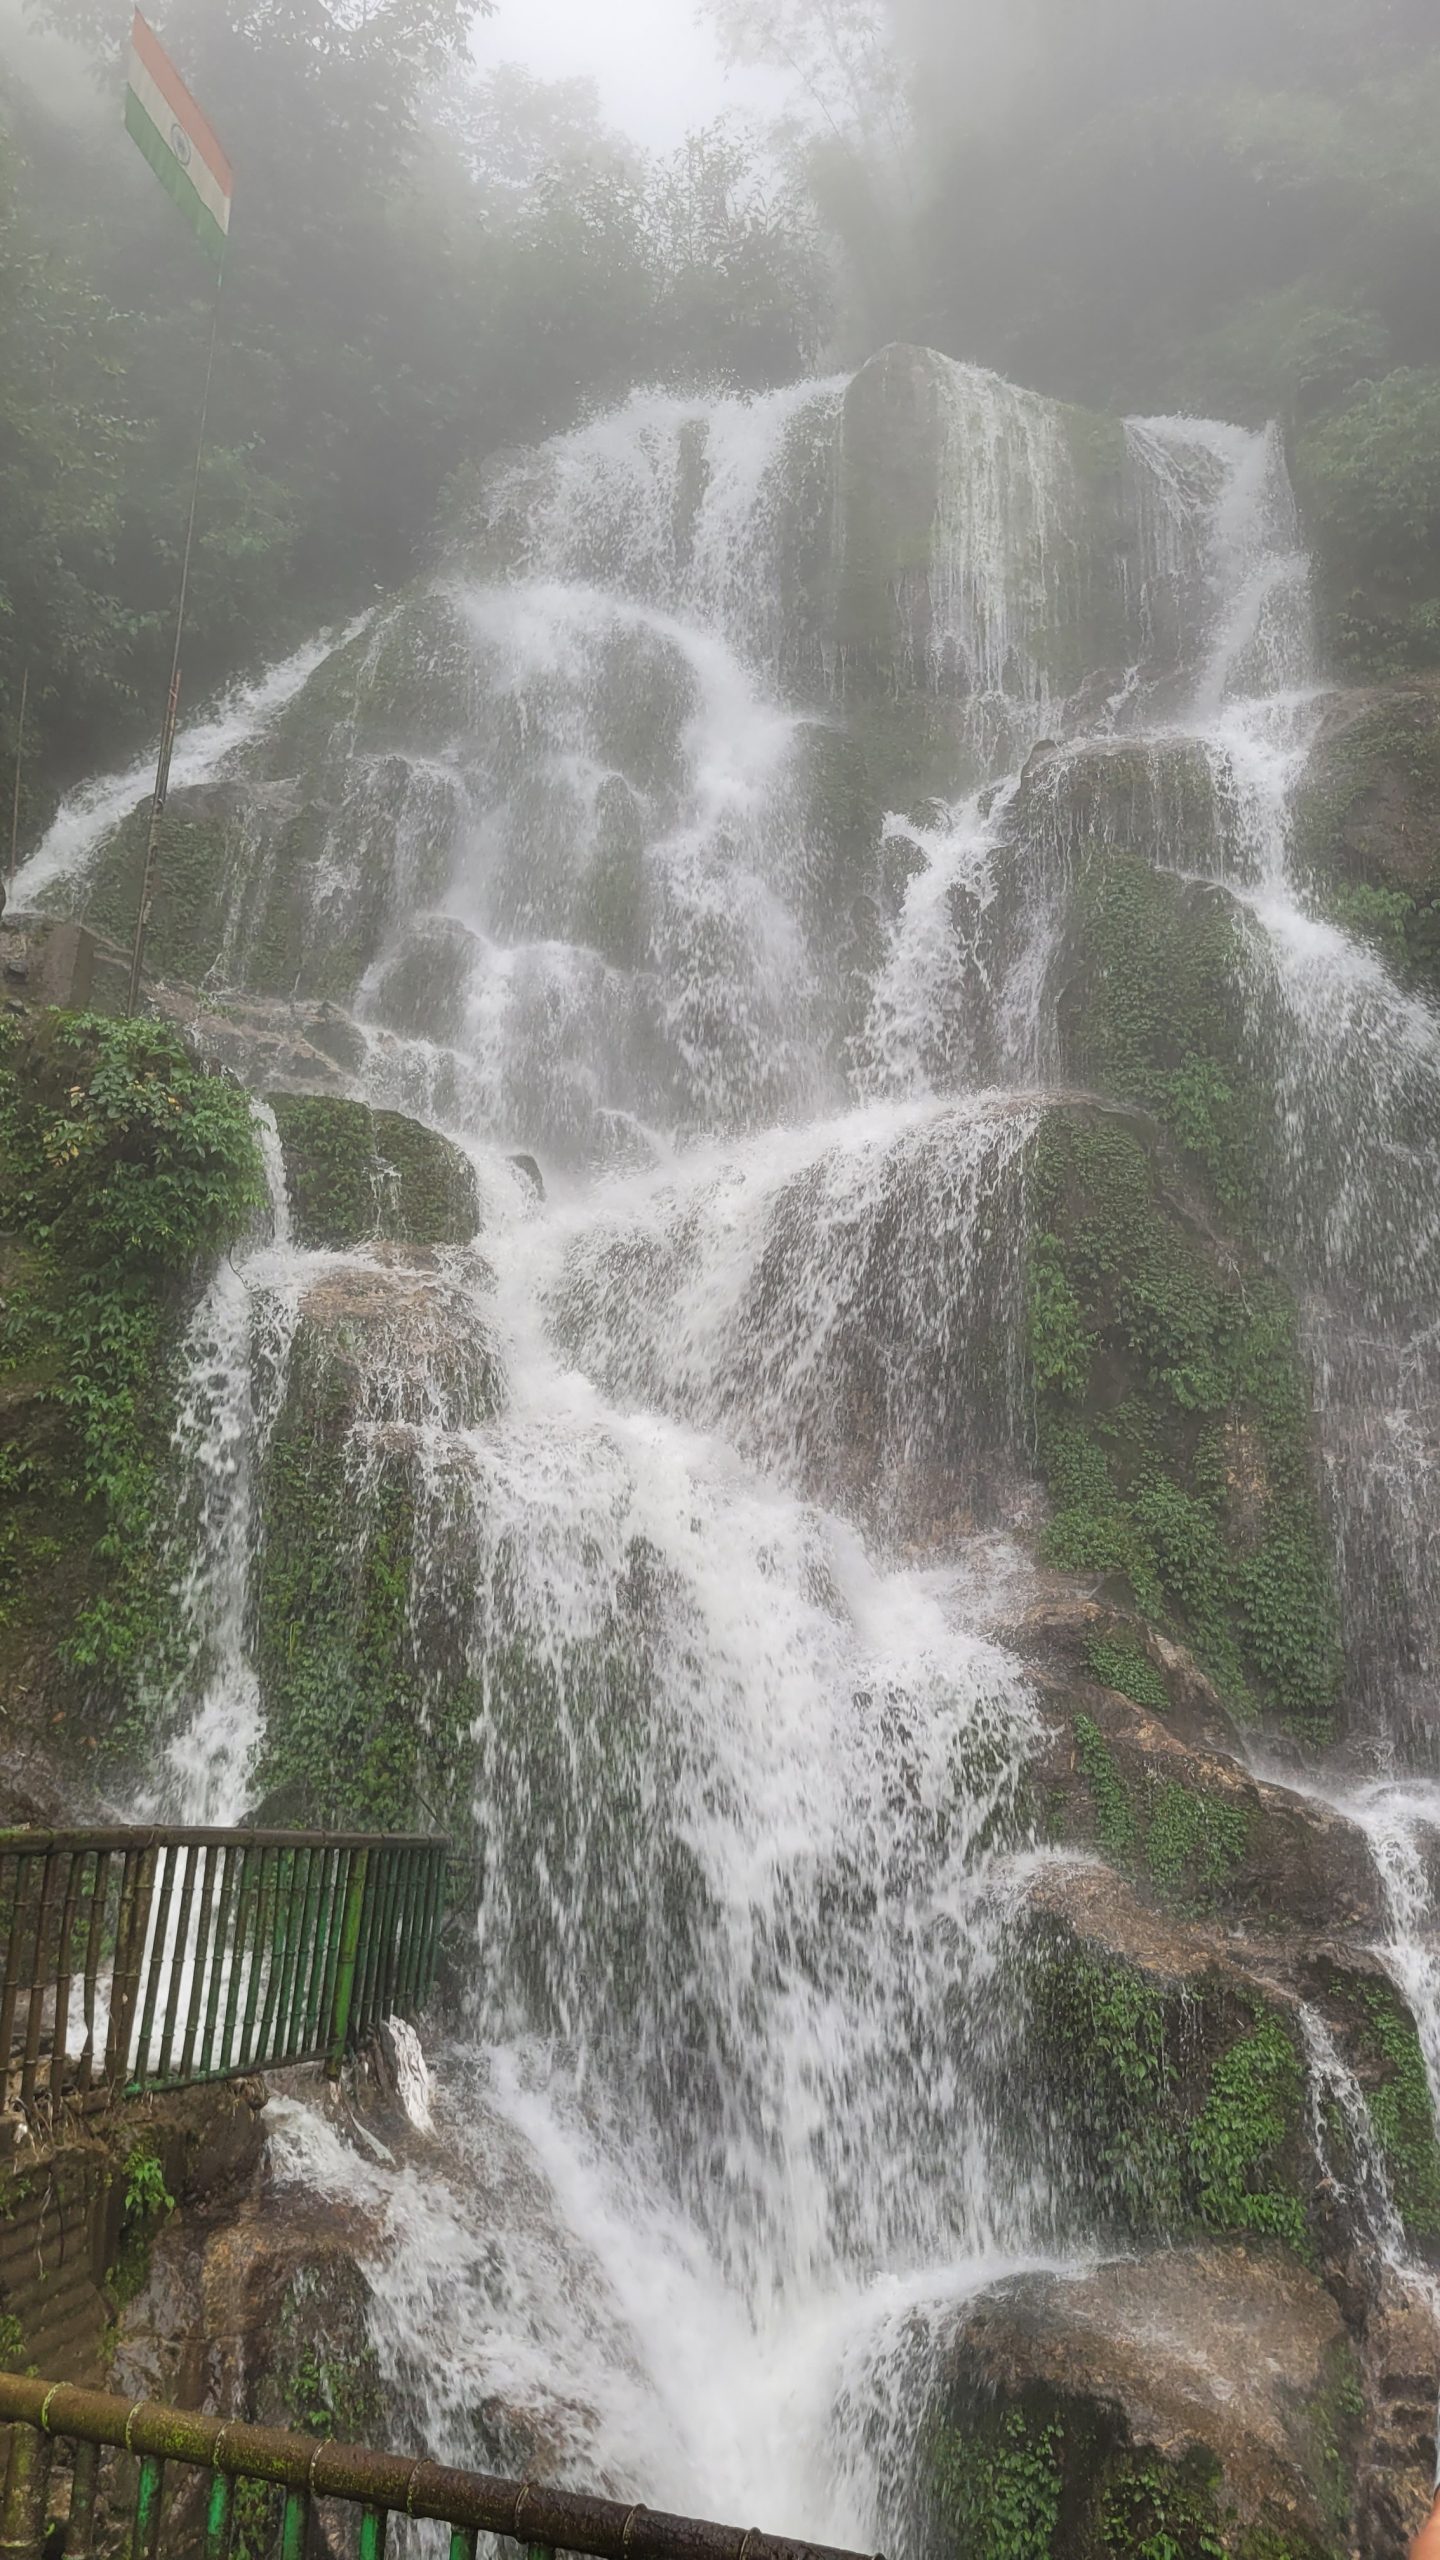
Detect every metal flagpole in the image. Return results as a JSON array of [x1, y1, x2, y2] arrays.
[[125, 266, 224, 1017], [7, 664, 27, 888]]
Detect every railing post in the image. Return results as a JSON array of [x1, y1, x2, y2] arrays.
[[326, 1848, 370, 2079], [63, 2440, 99, 2560], [107, 1841, 158, 2089], [0, 2421, 53, 2560], [130, 2453, 165, 2560]]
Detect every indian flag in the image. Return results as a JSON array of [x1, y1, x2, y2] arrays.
[[125, 11, 233, 267]]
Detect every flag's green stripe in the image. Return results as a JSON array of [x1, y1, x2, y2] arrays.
[[125, 88, 226, 267]]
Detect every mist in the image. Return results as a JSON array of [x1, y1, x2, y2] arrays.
[[5, 0, 1440, 2549]]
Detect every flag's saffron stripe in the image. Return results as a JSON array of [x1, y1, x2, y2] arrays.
[[124, 87, 228, 266], [130, 9, 233, 200], [127, 46, 231, 234]]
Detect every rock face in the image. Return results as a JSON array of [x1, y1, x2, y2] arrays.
[[269, 1092, 481, 1251], [250, 1243, 501, 1833], [927, 2246, 1364, 2560], [1292, 680, 1440, 997], [10, 357, 1440, 2560]]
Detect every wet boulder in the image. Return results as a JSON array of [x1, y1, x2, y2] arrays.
[[925, 2244, 1365, 2560]]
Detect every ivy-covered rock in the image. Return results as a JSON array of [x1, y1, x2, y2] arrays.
[[1020, 1872, 1316, 2253], [1026, 1108, 1342, 1740], [252, 1255, 501, 1834], [269, 1093, 480, 1250], [1028, 1684, 1381, 1934], [1291, 680, 1440, 997], [924, 2246, 1362, 2560], [0, 1011, 262, 1768]]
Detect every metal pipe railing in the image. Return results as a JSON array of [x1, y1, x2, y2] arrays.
[[0, 1828, 448, 2117], [0, 2376, 881, 2560]]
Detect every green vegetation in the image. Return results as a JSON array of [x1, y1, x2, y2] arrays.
[[1029, 1940, 1308, 2248], [1062, 846, 1257, 1222], [268, 1093, 480, 1251], [1028, 1116, 1342, 1737], [0, 1012, 261, 1697], [1083, 1633, 1169, 1713], [1188, 2013, 1308, 2252], [1296, 373, 1440, 675], [929, 2390, 1338, 2560], [934, 2406, 1062, 2560], [109, 2137, 176, 2309], [1290, 695, 1440, 998], [1074, 1713, 1253, 1911], [252, 1334, 472, 1832], [1330, 1976, 1440, 2237], [121, 2143, 175, 2223], [1, 3, 826, 839]]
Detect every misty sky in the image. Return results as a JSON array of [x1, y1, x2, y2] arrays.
[[469, 0, 792, 149]]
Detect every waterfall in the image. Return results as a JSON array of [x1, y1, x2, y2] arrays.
[[11, 622, 372, 910], [45, 349, 1440, 2535]]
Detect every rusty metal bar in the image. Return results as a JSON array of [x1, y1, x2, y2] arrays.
[[0, 2375, 881, 2560]]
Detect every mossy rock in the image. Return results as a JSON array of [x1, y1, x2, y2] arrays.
[[1020, 1887, 1314, 2251], [1309, 1962, 1440, 2244], [64, 786, 237, 987], [835, 347, 1131, 721], [1030, 1686, 1380, 1934], [1010, 742, 1259, 1219], [252, 1269, 500, 1835], [1026, 1108, 1342, 1739], [924, 2246, 1359, 2560], [269, 1094, 480, 1249], [1290, 682, 1440, 997], [0, 1011, 262, 1787]]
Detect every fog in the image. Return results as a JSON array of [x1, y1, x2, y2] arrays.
[[470, 0, 793, 149]]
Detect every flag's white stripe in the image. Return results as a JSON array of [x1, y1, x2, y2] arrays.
[[127, 47, 231, 229]]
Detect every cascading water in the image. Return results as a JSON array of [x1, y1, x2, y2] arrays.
[[35, 351, 1440, 2537]]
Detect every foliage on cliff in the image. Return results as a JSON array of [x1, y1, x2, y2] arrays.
[[0, 0, 825, 840], [0, 1012, 261, 1686]]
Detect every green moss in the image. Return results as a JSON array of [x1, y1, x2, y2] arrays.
[[273, 2269, 387, 2443], [253, 1349, 462, 1832], [0, 2311, 26, 2372], [929, 2389, 1337, 2560], [1334, 1977, 1440, 2237], [0, 1013, 262, 1715], [269, 1093, 479, 1250], [1028, 1116, 1341, 1738], [74, 800, 235, 985], [1065, 847, 1257, 1219], [1029, 1941, 1308, 2251], [1290, 697, 1440, 997]]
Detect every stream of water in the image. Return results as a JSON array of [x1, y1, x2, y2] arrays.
[[23, 359, 1440, 2536]]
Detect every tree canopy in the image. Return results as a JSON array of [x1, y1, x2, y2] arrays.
[[0, 0, 826, 840]]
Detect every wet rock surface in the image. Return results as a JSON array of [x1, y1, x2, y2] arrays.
[[932, 2245, 1363, 2557]]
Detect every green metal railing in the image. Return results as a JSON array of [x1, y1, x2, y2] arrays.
[[0, 2376, 880, 2560], [0, 1829, 447, 2118]]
